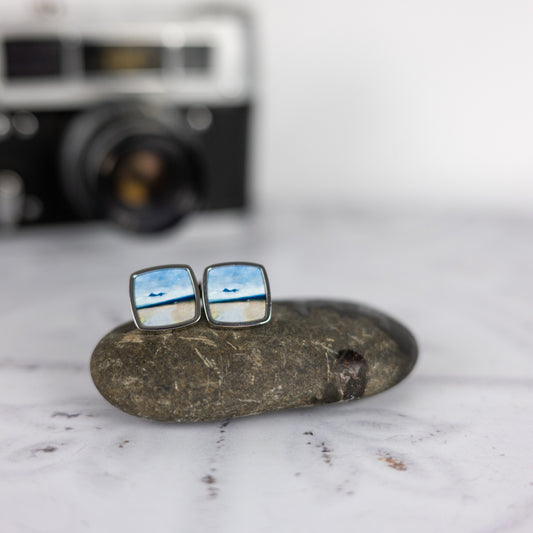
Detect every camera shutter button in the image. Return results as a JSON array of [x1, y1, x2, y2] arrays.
[[186, 106, 213, 132], [12, 112, 39, 138]]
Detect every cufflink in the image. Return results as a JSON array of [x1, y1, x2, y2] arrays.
[[130, 265, 201, 330], [202, 262, 272, 327]]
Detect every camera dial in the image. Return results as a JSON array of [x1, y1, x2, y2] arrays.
[[60, 102, 206, 232]]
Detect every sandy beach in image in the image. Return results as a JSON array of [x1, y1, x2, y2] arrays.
[[137, 300, 197, 327], [209, 299, 266, 323]]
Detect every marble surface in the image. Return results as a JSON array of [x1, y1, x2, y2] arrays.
[[1, 203, 532, 533]]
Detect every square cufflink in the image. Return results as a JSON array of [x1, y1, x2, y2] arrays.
[[202, 262, 272, 327], [130, 265, 202, 331]]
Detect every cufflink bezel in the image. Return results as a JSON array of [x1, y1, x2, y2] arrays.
[[202, 261, 272, 328], [129, 264, 202, 331]]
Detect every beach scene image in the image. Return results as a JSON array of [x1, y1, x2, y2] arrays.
[[133, 267, 198, 328], [205, 264, 267, 324]]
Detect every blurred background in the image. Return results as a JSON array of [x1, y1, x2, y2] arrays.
[[1, 0, 532, 229]]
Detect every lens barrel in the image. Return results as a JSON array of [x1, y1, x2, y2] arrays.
[[60, 102, 205, 232]]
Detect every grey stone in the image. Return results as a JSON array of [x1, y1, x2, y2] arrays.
[[90, 300, 417, 422]]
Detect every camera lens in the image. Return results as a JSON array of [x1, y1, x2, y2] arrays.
[[60, 103, 205, 232], [112, 150, 167, 209]]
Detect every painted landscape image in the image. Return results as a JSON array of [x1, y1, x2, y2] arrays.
[[133, 268, 197, 328], [206, 265, 267, 324]]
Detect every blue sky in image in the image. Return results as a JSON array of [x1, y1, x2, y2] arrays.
[[207, 265, 266, 302], [134, 268, 195, 309]]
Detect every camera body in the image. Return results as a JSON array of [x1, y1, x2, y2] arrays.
[[0, 7, 252, 231]]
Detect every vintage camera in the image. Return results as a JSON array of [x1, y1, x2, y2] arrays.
[[0, 8, 251, 232]]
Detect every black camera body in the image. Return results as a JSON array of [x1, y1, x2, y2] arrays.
[[0, 10, 252, 231]]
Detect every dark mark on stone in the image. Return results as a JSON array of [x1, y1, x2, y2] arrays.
[[335, 349, 368, 400], [34, 445, 57, 453], [336, 349, 364, 364], [201, 474, 218, 498], [305, 433, 333, 466], [320, 442, 333, 466], [202, 420, 230, 499], [52, 412, 80, 419], [65, 427, 73, 431], [118, 440, 130, 448], [378, 452, 407, 471], [319, 382, 342, 404], [216, 420, 230, 448]]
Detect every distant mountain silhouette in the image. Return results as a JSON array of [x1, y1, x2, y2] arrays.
[[222, 288, 239, 293], [149, 292, 165, 297], [137, 293, 195, 309], [209, 293, 265, 304]]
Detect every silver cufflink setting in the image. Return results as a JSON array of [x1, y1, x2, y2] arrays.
[[130, 262, 272, 331]]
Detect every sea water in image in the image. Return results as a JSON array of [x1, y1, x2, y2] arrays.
[[205, 264, 267, 324], [133, 267, 197, 328]]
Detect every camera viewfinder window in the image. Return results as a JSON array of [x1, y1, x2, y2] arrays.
[[4, 39, 63, 79], [182, 46, 212, 73], [83, 45, 163, 73]]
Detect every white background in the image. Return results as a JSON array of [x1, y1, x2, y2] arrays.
[[1, 0, 532, 210]]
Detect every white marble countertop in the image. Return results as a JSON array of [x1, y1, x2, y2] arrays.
[[1, 204, 532, 533]]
